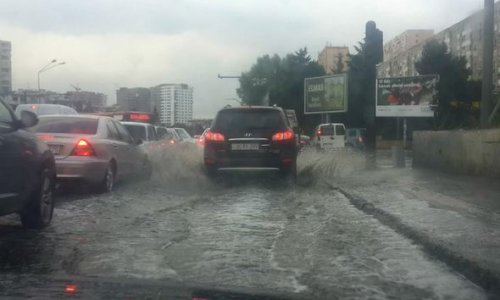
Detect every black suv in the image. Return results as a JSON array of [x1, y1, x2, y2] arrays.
[[0, 99, 56, 228], [204, 106, 297, 178]]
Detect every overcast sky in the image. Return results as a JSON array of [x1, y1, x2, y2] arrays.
[[0, 0, 485, 118]]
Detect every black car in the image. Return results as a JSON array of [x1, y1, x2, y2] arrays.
[[203, 106, 297, 178], [0, 99, 56, 228]]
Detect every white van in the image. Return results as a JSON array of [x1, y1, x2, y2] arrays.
[[15, 104, 78, 117], [314, 123, 346, 150]]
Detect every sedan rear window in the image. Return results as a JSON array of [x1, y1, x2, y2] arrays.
[[123, 124, 147, 141], [212, 110, 286, 132], [35, 117, 98, 134]]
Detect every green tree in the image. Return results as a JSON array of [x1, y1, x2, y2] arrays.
[[332, 53, 344, 74], [237, 48, 324, 130], [415, 39, 473, 128]]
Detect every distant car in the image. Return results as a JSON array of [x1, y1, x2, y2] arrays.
[[121, 121, 158, 152], [346, 128, 366, 150], [155, 126, 180, 147], [174, 127, 195, 143], [313, 123, 346, 150], [196, 128, 210, 147], [296, 134, 311, 149], [15, 104, 77, 117], [204, 106, 297, 178], [0, 98, 56, 228], [34, 115, 152, 193]]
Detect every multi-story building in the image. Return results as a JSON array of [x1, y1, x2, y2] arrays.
[[383, 30, 434, 62], [151, 83, 193, 126], [63, 91, 107, 112], [378, 2, 500, 90], [317, 46, 350, 74], [0, 40, 12, 98], [11, 89, 107, 113], [116, 87, 152, 112]]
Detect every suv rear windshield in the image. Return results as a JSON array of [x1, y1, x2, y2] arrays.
[[35, 117, 98, 134], [212, 109, 286, 133], [320, 125, 334, 135], [123, 124, 147, 141]]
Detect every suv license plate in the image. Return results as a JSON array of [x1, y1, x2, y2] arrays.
[[231, 143, 259, 151]]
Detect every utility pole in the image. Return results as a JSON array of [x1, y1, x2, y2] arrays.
[[364, 21, 384, 169], [481, 0, 494, 127]]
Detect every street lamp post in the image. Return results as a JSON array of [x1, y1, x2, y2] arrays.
[[37, 59, 66, 103]]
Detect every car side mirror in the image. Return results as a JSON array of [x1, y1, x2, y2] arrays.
[[20, 111, 38, 128], [135, 138, 143, 145]]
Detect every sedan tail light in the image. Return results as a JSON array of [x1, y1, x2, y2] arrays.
[[272, 129, 294, 141], [204, 130, 225, 142], [71, 139, 95, 156]]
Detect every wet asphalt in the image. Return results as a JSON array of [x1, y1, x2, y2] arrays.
[[0, 148, 489, 299]]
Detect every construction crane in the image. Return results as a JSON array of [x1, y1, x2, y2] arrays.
[[70, 84, 81, 92]]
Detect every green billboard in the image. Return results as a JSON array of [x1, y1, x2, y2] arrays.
[[304, 74, 348, 114]]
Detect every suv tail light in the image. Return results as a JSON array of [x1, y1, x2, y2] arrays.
[[205, 130, 225, 142], [316, 129, 322, 137], [272, 129, 294, 141], [71, 139, 95, 156]]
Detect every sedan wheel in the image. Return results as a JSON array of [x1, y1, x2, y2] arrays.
[[20, 167, 55, 229], [99, 165, 115, 193]]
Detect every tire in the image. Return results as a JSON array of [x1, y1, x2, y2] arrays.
[[20, 167, 55, 229], [99, 163, 115, 193]]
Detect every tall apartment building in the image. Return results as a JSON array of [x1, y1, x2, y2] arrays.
[[0, 40, 12, 97], [383, 30, 434, 62], [317, 46, 350, 74], [378, 2, 500, 90], [151, 84, 193, 126], [116, 87, 152, 112]]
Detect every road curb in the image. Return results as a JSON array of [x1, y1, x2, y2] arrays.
[[326, 182, 500, 298]]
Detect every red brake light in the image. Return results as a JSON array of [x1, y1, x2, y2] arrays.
[[71, 139, 95, 156], [316, 130, 322, 137], [205, 130, 225, 142], [272, 129, 294, 141], [169, 139, 176, 144], [64, 284, 77, 294]]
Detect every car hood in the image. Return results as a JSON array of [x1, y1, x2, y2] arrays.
[[0, 274, 308, 300]]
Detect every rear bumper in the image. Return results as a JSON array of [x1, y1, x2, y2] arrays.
[[55, 157, 109, 184], [204, 148, 295, 170]]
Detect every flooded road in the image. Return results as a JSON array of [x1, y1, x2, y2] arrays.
[[0, 148, 487, 299]]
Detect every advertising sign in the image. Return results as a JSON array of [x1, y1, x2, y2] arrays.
[[304, 74, 348, 114], [376, 75, 438, 117]]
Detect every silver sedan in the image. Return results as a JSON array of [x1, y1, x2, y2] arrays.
[[34, 115, 152, 192]]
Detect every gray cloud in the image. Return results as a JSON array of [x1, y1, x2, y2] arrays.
[[0, 0, 485, 118]]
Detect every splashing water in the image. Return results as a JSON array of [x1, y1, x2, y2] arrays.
[[297, 148, 365, 183], [148, 143, 210, 189], [146, 144, 365, 189]]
